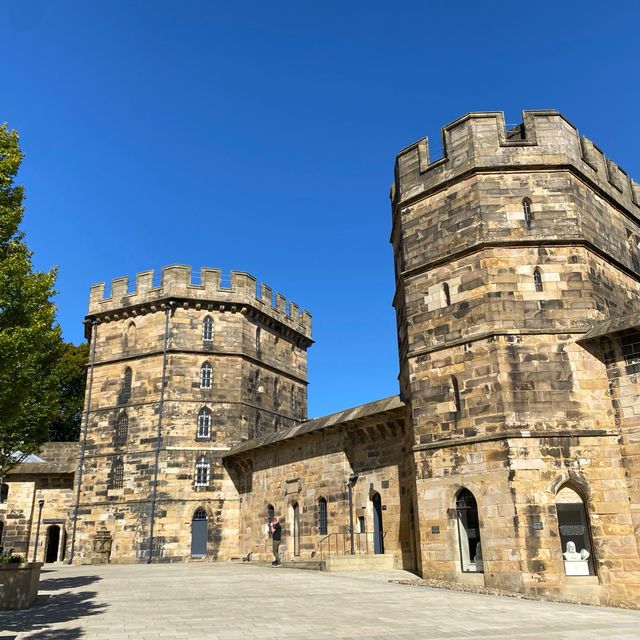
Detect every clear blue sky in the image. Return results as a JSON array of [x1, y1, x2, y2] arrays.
[[2, 1, 639, 418]]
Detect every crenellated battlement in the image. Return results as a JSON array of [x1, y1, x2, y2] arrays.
[[87, 265, 312, 338], [392, 110, 640, 216]]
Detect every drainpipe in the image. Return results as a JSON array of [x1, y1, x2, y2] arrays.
[[147, 302, 172, 563], [32, 498, 45, 562], [347, 473, 358, 555], [68, 320, 98, 564]]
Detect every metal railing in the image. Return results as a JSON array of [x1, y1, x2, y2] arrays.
[[317, 531, 387, 561]]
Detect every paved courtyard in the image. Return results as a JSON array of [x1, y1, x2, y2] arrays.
[[1, 563, 640, 639]]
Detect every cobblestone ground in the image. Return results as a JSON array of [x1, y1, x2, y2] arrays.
[[2, 563, 640, 639]]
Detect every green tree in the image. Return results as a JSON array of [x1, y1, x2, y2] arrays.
[[0, 123, 63, 479], [49, 341, 89, 441]]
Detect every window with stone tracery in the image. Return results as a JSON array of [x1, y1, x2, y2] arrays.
[[202, 316, 214, 342], [195, 456, 210, 487], [200, 362, 212, 389], [197, 407, 211, 439]]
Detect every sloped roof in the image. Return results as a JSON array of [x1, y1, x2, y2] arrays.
[[225, 395, 405, 458], [578, 313, 640, 342]]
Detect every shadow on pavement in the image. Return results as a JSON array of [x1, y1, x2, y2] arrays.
[[39, 573, 102, 592], [0, 573, 105, 638]]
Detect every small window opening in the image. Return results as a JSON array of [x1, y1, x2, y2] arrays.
[[443, 282, 451, 307], [256, 326, 262, 358], [200, 362, 212, 389], [202, 316, 214, 342], [533, 268, 543, 292], [318, 498, 328, 535], [523, 199, 533, 228], [451, 376, 461, 413], [197, 408, 211, 439], [115, 412, 128, 445], [195, 456, 210, 487]]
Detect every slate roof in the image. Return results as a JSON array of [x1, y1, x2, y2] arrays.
[[224, 395, 405, 458], [578, 313, 640, 342]]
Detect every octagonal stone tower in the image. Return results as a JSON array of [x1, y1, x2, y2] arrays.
[[391, 111, 640, 605], [71, 265, 312, 563]]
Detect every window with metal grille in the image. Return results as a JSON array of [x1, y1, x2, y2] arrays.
[[110, 458, 124, 489], [193, 507, 207, 520], [197, 408, 211, 439], [200, 362, 212, 389], [318, 497, 328, 535], [115, 412, 128, 444], [202, 316, 214, 342], [195, 456, 210, 487], [523, 198, 533, 228], [533, 268, 543, 292]]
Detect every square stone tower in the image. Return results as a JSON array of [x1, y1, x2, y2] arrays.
[[70, 265, 312, 563], [391, 111, 640, 606]]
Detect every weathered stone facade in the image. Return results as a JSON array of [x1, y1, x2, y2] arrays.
[[2, 110, 640, 608]]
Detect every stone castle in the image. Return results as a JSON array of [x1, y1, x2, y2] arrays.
[[2, 110, 640, 608]]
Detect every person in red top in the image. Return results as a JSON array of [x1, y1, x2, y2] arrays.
[[269, 517, 282, 566]]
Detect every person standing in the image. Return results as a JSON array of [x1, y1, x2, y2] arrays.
[[270, 517, 282, 566]]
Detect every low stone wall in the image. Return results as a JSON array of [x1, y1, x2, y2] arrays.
[[0, 562, 42, 610]]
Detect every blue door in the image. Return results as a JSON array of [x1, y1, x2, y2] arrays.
[[191, 508, 208, 557]]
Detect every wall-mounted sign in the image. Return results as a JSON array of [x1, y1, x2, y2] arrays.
[[431, 526, 440, 534], [532, 521, 544, 530]]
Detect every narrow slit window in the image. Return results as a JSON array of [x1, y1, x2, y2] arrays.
[[202, 316, 214, 342], [451, 376, 461, 412], [120, 367, 133, 404], [197, 408, 211, 439], [200, 362, 212, 389], [256, 326, 262, 357], [533, 268, 543, 292], [443, 282, 451, 306], [318, 497, 328, 535], [195, 456, 210, 487], [523, 199, 533, 228]]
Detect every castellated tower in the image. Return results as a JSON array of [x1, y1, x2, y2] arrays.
[[391, 111, 640, 605], [71, 265, 312, 563]]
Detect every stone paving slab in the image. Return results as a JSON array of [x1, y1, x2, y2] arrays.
[[1, 563, 639, 639]]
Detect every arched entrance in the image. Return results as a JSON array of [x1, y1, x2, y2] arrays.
[[45, 525, 61, 563], [191, 507, 208, 558], [292, 502, 300, 556], [456, 488, 482, 572], [372, 492, 384, 554]]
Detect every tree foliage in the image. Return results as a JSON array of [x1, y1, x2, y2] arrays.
[[49, 341, 89, 441], [0, 123, 63, 479]]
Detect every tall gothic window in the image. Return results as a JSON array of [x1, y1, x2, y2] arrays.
[[200, 362, 212, 389], [523, 198, 533, 228], [195, 456, 210, 487], [318, 497, 328, 535], [197, 407, 212, 439], [456, 488, 482, 573], [202, 316, 214, 342], [115, 412, 128, 445], [533, 268, 543, 292], [110, 458, 124, 490]]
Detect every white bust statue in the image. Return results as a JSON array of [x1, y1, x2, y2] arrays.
[[563, 541, 590, 561]]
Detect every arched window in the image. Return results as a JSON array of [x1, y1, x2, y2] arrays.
[[120, 367, 133, 403], [110, 458, 124, 490], [0, 483, 8, 503], [256, 326, 262, 357], [555, 486, 595, 576], [197, 407, 211, 439], [200, 362, 212, 389], [115, 412, 128, 445], [443, 282, 451, 307], [124, 321, 136, 349], [202, 316, 214, 342], [195, 456, 210, 487], [456, 488, 482, 573], [451, 376, 461, 413], [523, 198, 533, 228], [533, 268, 543, 292], [318, 497, 328, 535]]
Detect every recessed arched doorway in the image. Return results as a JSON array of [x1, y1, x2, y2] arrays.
[[292, 502, 300, 557], [45, 525, 61, 563], [191, 507, 208, 558], [372, 492, 384, 554]]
